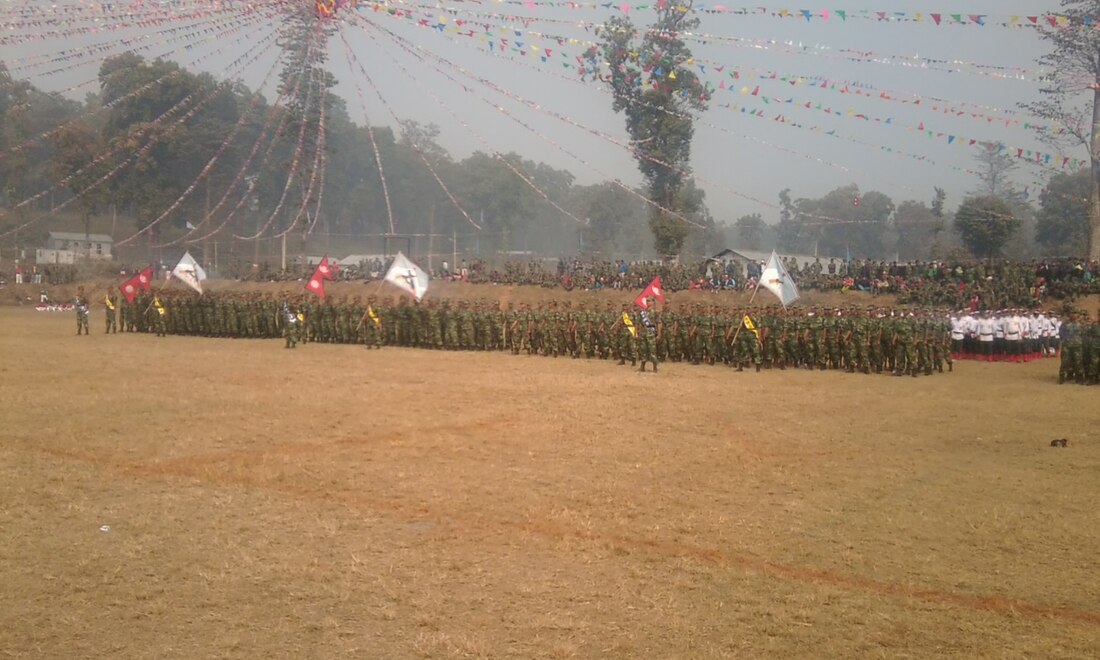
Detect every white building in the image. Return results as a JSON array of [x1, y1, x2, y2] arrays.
[[45, 231, 114, 260]]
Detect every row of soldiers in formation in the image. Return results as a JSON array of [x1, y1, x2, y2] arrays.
[[90, 288, 973, 377], [86, 287, 1100, 383], [1054, 312, 1100, 385]]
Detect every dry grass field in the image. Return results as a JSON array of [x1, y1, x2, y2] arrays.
[[2, 305, 1098, 659]]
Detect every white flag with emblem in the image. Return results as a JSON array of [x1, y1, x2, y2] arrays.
[[170, 251, 207, 294], [759, 250, 800, 307], [383, 252, 430, 301]]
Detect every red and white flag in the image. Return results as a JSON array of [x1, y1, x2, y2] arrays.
[[316, 255, 337, 281], [136, 265, 154, 292], [305, 265, 326, 299], [634, 276, 666, 309], [120, 274, 140, 304]]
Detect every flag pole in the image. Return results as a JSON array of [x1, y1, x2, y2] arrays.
[[729, 265, 766, 349]]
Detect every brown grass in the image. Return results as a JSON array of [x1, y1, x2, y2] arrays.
[[1, 306, 1099, 658]]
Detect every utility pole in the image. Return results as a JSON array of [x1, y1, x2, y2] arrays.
[[427, 200, 435, 273]]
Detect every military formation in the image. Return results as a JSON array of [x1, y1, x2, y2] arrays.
[[1057, 312, 1100, 385], [90, 289, 990, 378]]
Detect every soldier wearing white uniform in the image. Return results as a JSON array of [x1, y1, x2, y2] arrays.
[[977, 312, 996, 361], [1004, 310, 1022, 361], [950, 311, 966, 359]]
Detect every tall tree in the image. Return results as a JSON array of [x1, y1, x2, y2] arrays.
[[894, 200, 940, 260], [50, 122, 107, 249], [1027, 0, 1100, 260], [1036, 168, 1091, 255], [954, 196, 1019, 258], [775, 188, 802, 252], [971, 143, 1025, 203], [584, 2, 710, 257], [735, 213, 765, 250], [793, 185, 894, 258]]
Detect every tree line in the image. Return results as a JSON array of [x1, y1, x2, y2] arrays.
[[0, 50, 1092, 263]]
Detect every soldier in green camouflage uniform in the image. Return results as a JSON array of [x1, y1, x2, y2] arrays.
[[103, 288, 118, 334]]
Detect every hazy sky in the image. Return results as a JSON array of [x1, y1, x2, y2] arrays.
[[1, 1, 1072, 226]]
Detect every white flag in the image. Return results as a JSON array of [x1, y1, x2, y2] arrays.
[[759, 250, 800, 307], [383, 252, 430, 301], [171, 251, 208, 294], [185, 221, 197, 230]]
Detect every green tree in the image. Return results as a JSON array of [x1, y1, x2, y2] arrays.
[[573, 182, 638, 256], [775, 188, 802, 252], [1036, 168, 1091, 255], [931, 186, 947, 220], [894, 200, 940, 260], [1026, 0, 1100, 260], [50, 122, 107, 249], [793, 185, 894, 258], [954, 196, 1019, 258], [735, 213, 765, 250], [584, 2, 709, 257]]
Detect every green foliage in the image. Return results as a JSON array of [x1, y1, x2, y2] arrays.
[[0, 61, 81, 211], [1036, 169, 1090, 255], [779, 184, 894, 257], [734, 213, 765, 250], [573, 182, 645, 257], [894, 200, 941, 260], [954, 195, 1019, 258], [50, 122, 106, 222]]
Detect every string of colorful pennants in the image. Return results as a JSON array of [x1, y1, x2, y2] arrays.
[[365, 3, 1081, 172], [425, 2, 1088, 30]]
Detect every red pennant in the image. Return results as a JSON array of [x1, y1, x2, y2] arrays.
[[634, 276, 667, 309], [137, 265, 153, 292], [306, 274, 326, 299], [317, 255, 335, 281], [120, 274, 141, 304]]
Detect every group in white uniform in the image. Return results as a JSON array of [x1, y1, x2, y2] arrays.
[[949, 309, 1060, 362]]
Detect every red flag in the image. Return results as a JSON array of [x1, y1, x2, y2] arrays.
[[120, 274, 141, 304], [305, 264, 326, 299], [634, 276, 667, 309], [137, 265, 154, 292], [317, 255, 336, 281]]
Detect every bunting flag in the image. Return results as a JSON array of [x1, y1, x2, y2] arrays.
[[383, 252, 430, 301], [759, 251, 801, 308], [170, 251, 207, 294], [634, 275, 666, 309], [622, 311, 637, 338]]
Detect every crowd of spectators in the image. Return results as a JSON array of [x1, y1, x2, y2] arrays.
[[190, 254, 1100, 309], [448, 256, 1100, 309], [12, 253, 1097, 310]]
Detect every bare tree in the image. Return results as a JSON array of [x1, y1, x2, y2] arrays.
[[1026, 0, 1100, 259]]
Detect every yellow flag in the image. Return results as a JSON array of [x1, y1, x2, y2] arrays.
[[743, 314, 759, 339], [105, 293, 115, 310], [368, 305, 381, 328], [154, 297, 166, 316], [622, 311, 636, 338]]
